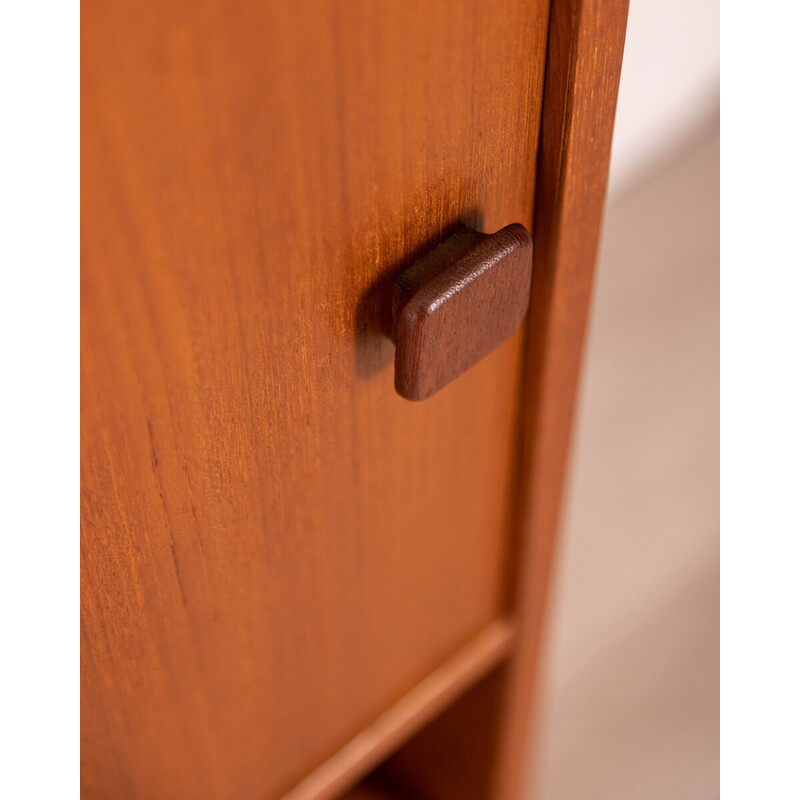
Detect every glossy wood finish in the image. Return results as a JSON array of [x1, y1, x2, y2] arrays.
[[392, 225, 533, 401], [80, 2, 550, 798], [380, 1, 630, 797]]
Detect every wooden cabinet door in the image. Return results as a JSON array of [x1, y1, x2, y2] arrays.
[[81, 2, 552, 798]]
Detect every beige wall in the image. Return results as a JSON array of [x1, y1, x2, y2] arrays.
[[530, 115, 719, 798], [609, 0, 719, 196]]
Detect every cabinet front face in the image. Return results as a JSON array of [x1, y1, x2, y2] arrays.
[[81, 1, 550, 797]]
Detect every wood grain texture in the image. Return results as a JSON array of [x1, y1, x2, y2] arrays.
[[80, 1, 550, 798], [380, 1, 629, 798], [392, 225, 533, 401]]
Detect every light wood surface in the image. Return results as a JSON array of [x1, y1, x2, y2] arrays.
[[81, 1, 550, 798]]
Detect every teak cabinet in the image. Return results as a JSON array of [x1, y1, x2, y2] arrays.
[[81, 1, 628, 798]]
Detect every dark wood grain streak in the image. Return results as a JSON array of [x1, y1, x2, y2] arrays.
[[392, 225, 533, 401], [378, 1, 629, 798]]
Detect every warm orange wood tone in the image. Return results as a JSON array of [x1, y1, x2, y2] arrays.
[[81, 1, 550, 799], [379, 1, 630, 798], [392, 225, 533, 401], [285, 620, 515, 800]]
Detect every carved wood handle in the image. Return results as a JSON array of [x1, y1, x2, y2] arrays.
[[391, 223, 533, 401]]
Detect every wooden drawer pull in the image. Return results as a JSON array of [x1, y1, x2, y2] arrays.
[[391, 223, 533, 401]]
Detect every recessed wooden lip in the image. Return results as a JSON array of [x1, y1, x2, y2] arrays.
[[280, 618, 517, 800]]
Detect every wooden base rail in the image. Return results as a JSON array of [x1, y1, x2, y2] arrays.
[[281, 618, 517, 800]]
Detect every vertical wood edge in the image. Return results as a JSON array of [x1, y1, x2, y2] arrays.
[[495, 0, 630, 797]]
